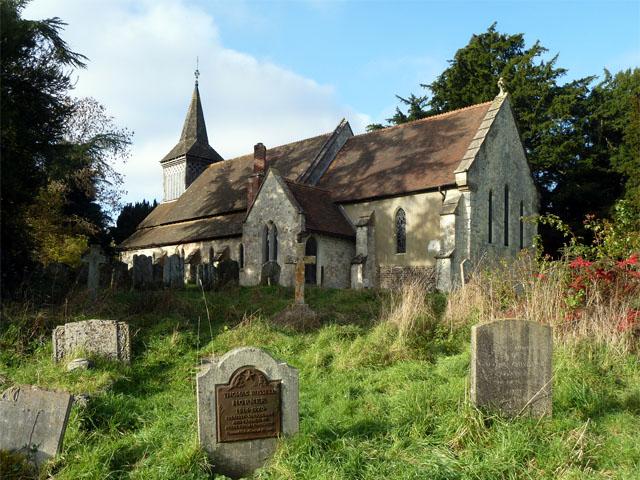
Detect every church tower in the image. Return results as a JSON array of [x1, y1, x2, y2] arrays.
[[160, 70, 223, 202]]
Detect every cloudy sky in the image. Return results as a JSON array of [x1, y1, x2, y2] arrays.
[[24, 0, 639, 209]]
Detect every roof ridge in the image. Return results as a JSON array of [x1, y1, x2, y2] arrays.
[[204, 131, 334, 171], [283, 178, 333, 194], [349, 100, 494, 140]]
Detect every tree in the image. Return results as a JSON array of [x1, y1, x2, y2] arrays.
[[370, 23, 637, 252], [1, 1, 130, 294], [111, 200, 158, 245]]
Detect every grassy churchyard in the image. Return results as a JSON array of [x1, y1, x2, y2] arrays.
[[1, 277, 639, 479]]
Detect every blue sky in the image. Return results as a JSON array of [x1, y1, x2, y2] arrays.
[[25, 0, 639, 205]]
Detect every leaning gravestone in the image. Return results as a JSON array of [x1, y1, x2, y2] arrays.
[[0, 385, 73, 467], [163, 254, 184, 289], [196, 347, 299, 478], [132, 254, 153, 290], [471, 319, 552, 417], [53, 319, 131, 363]]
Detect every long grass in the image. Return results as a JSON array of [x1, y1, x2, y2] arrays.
[[1, 285, 638, 479]]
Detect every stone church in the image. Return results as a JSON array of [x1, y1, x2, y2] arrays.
[[120, 78, 538, 291]]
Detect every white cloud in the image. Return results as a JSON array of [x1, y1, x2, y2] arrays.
[[24, 0, 370, 205]]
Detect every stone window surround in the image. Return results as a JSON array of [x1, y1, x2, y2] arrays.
[[394, 207, 407, 255]]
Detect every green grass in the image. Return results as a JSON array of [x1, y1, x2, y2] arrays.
[[1, 286, 639, 479]]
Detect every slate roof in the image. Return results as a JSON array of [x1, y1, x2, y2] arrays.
[[161, 84, 224, 163], [283, 180, 355, 239], [316, 101, 492, 202]]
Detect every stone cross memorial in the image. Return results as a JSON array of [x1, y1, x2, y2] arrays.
[[196, 347, 299, 478], [53, 319, 131, 363], [0, 385, 73, 467], [81, 245, 106, 297], [471, 319, 553, 417], [286, 242, 316, 305]]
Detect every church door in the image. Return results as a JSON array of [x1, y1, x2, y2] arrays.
[[304, 237, 317, 285]]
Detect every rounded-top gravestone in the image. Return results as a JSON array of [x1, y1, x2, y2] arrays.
[[196, 346, 298, 478]]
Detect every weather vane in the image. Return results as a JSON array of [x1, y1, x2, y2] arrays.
[[195, 56, 200, 86]]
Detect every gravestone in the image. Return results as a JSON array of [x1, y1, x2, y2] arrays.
[[260, 261, 280, 286], [285, 248, 316, 305], [197, 263, 216, 290], [471, 319, 552, 417], [132, 255, 153, 290], [0, 385, 73, 467], [81, 245, 106, 297], [217, 259, 239, 288], [53, 319, 131, 363], [196, 347, 299, 478], [110, 261, 130, 290], [163, 254, 184, 289]]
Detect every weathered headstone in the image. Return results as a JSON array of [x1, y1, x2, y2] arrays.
[[217, 259, 239, 288], [196, 347, 299, 478], [132, 255, 153, 290], [471, 319, 552, 417], [260, 261, 281, 286], [197, 263, 216, 290], [0, 385, 73, 467], [110, 261, 130, 290], [53, 319, 131, 363], [81, 245, 107, 297], [163, 254, 184, 289]]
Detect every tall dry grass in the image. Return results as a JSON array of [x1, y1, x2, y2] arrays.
[[446, 254, 639, 352], [382, 278, 438, 341]]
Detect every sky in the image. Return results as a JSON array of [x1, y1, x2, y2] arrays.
[[24, 0, 640, 208]]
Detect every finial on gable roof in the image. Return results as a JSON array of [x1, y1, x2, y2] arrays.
[[498, 77, 507, 96], [194, 56, 200, 87]]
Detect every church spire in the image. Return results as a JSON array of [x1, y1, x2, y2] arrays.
[[161, 69, 223, 165]]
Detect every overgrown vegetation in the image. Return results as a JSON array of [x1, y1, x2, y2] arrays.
[[1, 281, 638, 479]]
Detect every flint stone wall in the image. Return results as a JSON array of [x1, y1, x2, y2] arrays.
[[471, 319, 552, 417], [0, 386, 73, 467], [53, 319, 131, 363], [196, 347, 299, 478]]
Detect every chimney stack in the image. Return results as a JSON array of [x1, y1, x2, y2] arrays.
[[247, 143, 267, 206], [254, 142, 267, 174]]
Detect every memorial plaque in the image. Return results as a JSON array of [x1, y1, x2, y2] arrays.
[[216, 366, 281, 442]]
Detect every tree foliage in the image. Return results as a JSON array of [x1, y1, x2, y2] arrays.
[[371, 23, 639, 252], [1, 1, 130, 294], [111, 200, 158, 245]]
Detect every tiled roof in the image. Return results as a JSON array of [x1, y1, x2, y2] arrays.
[[284, 180, 355, 239], [120, 213, 244, 249], [316, 101, 492, 202]]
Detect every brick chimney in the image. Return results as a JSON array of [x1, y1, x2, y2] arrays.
[[247, 143, 267, 206]]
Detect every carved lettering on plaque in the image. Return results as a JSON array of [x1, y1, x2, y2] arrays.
[[215, 366, 281, 443]]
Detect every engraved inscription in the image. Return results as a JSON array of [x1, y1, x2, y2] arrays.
[[216, 366, 281, 443]]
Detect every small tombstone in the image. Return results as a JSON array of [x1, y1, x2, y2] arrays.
[[471, 319, 553, 417], [132, 255, 153, 290], [163, 254, 184, 289], [53, 319, 131, 363], [81, 245, 107, 297], [260, 261, 281, 286], [197, 347, 299, 479], [66, 358, 93, 372], [197, 263, 216, 290], [152, 262, 164, 287], [0, 385, 73, 467], [217, 259, 239, 288], [110, 261, 130, 290]]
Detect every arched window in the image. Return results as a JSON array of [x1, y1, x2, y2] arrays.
[[272, 225, 278, 262], [503, 185, 509, 247], [262, 225, 269, 263], [395, 208, 406, 254], [519, 201, 524, 250], [239, 243, 244, 269], [488, 190, 493, 244], [305, 237, 318, 285]]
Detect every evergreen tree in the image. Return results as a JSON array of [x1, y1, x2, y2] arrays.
[[111, 200, 158, 245]]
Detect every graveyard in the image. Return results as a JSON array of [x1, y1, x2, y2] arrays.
[[2, 270, 639, 479]]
